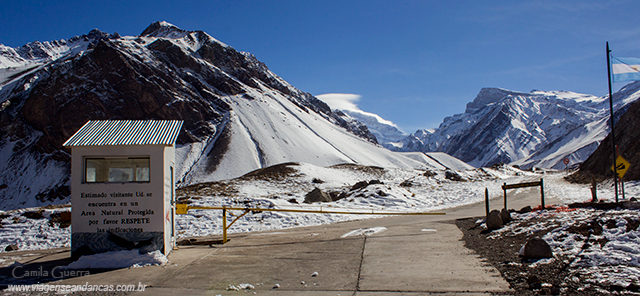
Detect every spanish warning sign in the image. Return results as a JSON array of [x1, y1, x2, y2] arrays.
[[611, 155, 631, 179]]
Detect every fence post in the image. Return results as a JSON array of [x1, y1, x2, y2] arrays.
[[485, 188, 489, 216], [590, 177, 598, 202], [540, 178, 545, 210], [503, 183, 507, 210]]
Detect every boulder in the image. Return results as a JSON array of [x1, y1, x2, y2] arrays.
[[527, 274, 542, 290], [350, 181, 369, 191], [517, 206, 532, 214], [22, 210, 44, 219], [486, 210, 503, 230], [5, 244, 18, 252], [423, 170, 437, 177], [522, 238, 553, 259], [304, 188, 332, 204], [399, 180, 412, 187], [60, 211, 72, 222], [351, 180, 384, 191], [445, 170, 464, 181], [500, 208, 512, 223], [331, 191, 348, 202]]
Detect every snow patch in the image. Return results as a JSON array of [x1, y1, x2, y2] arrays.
[[64, 250, 168, 269], [341, 227, 387, 238]]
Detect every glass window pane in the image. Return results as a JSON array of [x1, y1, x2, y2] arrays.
[[84, 157, 150, 183], [86, 159, 106, 182], [109, 167, 134, 182], [136, 167, 150, 182], [86, 167, 96, 182]]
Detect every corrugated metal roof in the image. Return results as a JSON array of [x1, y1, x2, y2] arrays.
[[63, 120, 183, 147]]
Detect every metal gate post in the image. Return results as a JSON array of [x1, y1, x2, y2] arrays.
[[222, 207, 227, 244]]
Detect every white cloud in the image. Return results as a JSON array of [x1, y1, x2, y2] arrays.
[[316, 93, 400, 128], [316, 93, 361, 112]]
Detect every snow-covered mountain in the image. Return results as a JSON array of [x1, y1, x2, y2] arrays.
[[369, 85, 640, 169], [0, 21, 471, 210], [337, 109, 408, 147]]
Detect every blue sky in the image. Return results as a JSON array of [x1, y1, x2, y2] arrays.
[[2, 0, 640, 132]]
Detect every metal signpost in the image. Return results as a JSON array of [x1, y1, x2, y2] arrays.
[[611, 154, 631, 200]]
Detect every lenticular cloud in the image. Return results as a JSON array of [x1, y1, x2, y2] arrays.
[[317, 93, 399, 127], [316, 93, 362, 112]]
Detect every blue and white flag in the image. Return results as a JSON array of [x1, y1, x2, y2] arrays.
[[611, 56, 640, 82]]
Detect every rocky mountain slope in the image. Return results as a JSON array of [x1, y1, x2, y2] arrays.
[[570, 96, 640, 182], [365, 85, 640, 170], [0, 22, 468, 210]]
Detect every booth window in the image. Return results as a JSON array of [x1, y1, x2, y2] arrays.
[[85, 157, 150, 183]]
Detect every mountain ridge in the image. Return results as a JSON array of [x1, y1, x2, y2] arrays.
[[353, 84, 640, 170], [0, 21, 467, 210]]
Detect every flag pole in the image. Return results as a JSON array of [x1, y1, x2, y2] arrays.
[[606, 41, 619, 202]]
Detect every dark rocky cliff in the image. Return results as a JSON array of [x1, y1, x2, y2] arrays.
[[569, 98, 640, 182]]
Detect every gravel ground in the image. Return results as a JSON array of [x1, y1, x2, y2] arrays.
[[456, 212, 639, 295]]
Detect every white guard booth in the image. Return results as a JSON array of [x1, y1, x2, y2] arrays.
[[63, 120, 183, 258]]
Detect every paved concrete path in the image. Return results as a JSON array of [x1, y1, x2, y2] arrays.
[[5, 186, 561, 295]]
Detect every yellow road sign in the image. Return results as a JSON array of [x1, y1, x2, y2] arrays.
[[611, 155, 631, 179]]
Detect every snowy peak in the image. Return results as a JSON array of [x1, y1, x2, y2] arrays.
[[339, 109, 407, 144], [465, 88, 527, 113], [139, 22, 228, 54], [612, 80, 640, 105], [1, 29, 116, 66], [1, 38, 84, 68], [465, 87, 606, 115], [373, 83, 640, 170], [315, 94, 404, 148], [0, 28, 123, 87], [140, 21, 189, 39]]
